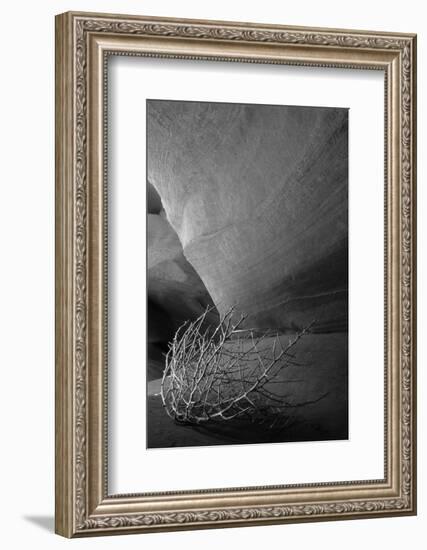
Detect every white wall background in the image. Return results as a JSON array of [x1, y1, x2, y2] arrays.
[[0, 1, 424, 548]]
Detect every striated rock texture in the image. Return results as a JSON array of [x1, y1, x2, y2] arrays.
[[147, 100, 348, 333]]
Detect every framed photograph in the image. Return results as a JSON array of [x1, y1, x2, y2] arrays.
[[55, 11, 417, 537]]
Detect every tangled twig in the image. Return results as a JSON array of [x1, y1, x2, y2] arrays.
[[160, 306, 316, 426]]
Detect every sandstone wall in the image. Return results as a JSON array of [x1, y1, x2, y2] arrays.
[[147, 100, 348, 332]]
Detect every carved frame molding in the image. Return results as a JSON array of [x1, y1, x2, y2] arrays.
[[55, 11, 416, 537]]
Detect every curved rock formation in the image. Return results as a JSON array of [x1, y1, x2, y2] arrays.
[[147, 100, 348, 332], [147, 212, 218, 346]]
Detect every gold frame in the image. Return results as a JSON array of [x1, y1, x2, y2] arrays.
[[55, 11, 417, 538]]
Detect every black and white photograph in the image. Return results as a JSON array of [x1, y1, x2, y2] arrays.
[[0, 0, 420, 544], [147, 99, 349, 448]]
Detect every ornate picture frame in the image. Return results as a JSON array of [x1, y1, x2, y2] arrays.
[[55, 11, 417, 537]]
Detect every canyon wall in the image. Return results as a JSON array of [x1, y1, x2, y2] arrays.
[[147, 100, 348, 333]]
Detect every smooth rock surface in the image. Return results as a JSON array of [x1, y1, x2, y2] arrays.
[[147, 100, 348, 332]]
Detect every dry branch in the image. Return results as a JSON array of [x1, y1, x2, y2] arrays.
[[160, 306, 317, 426]]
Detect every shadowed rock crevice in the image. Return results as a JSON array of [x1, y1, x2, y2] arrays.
[[147, 182, 218, 379]]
